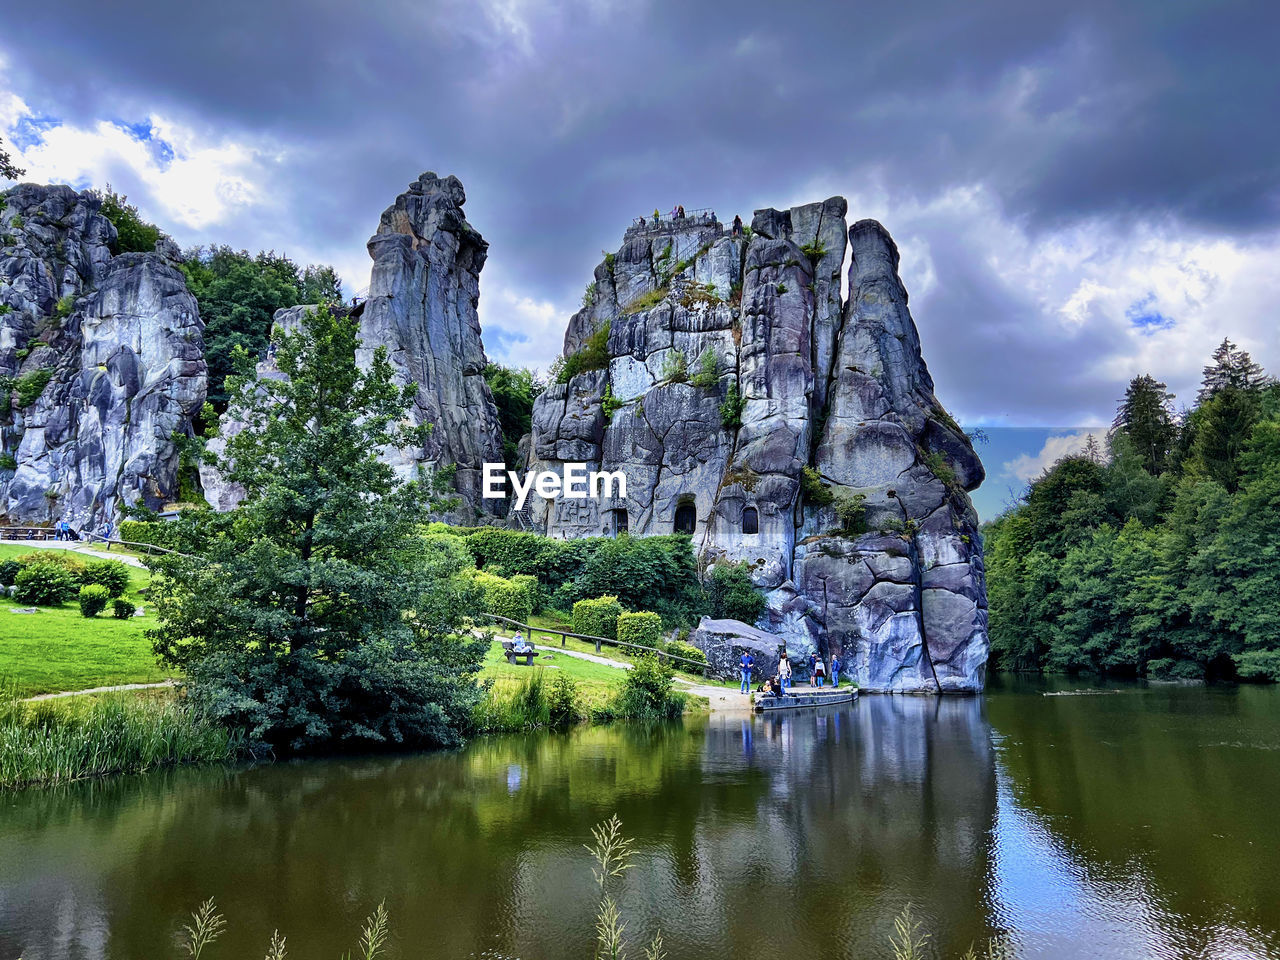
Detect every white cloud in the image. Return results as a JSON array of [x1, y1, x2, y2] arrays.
[[1003, 430, 1106, 483], [1, 78, 276, 233], [477, 282, 568, 374]]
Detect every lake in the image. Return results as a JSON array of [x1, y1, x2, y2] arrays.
[[2, 678, 1278, 959]]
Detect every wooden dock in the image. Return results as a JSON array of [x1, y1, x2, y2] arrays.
[[754, 687, 858, 712]]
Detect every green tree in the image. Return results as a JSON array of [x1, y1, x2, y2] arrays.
[[148, 303, 486, 753], [94, 187, 160, 253], [1, 135, 25, 181], [1111, 374, 1176, 475], [483, 364, 542, 468], [1197, 338, 1273, 403], [182, 246, 341, 410]]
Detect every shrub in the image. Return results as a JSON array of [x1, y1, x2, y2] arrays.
[[1234, 650, 1280, 682], [689, 348, 718, 388], [660, 348, 688, 383], [81, 558, 131, 597], [78, 583, 111, 617], [601, 383, 624, 418], [832, 490, 868, 535], [15, 367, 53, 407], [468, 569, 533, 625], [801, 465, 834, 506], [617, 611, 662, 650], [664, 638, 707, 665], [54, 293, 76, 318], [556, 320, 612, 383], [573, 595, 623, 640], [13, 550, 85, 578], [800, 239, 829, 261], [0, 452, 16, 471], [719, 381, 745, 430], [614, 654, 684, 722], [548, 672, 581, 726], [622, 286, 669, 316], [13, 562, 80, 605], [707, 562, 765, 624], [112, 596, 136, 619], [508, 573, 542, 614], [0, 559, 21, 586]]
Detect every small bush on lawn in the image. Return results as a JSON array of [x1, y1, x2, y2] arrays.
[[617, 611, 662, 650], [81, 558, 131, 597], [0, 559, 20, 587], [548, 672, 581, 726], [79, 584, 111, 617], [112, 596, 136, 619], [614, 654, 685, 722], [14, 561, 80, 605], [573, 596, 623, 640]]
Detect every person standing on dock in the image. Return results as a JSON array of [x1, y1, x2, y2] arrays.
[[830, 653, 841, 688], [815, 658, 827, 688], [807, 652, 817, 687], [739, 651, 755, 694], [778, 652, 792, 692]]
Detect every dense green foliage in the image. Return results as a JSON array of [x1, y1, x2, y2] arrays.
[[458, 527, 709, 626], [616, 611, 663, 649], [81, 558, 131, 597], [180, 246, 341, 410], [466, 568, 534, 624], [118, 519, 181, 551], [13, 561, 79, 605], [14, 367, 52, 407], [94, 188, 160, 254], [0, 693, 239, 789], [664, 638, 707, 665], [0, 135, 24, 181], [483, 363, 542, 468], [706, 562, 765, 624], [554, 320, 611, 383], [986, 339, 1280, 681], [573, 595, 623, 640], [77, 584, 111, 617], [147, 304, 487, 754], [614, 654, 685, 722]]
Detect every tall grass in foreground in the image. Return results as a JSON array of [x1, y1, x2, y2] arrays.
[[470, 669, 580, 733], [162, 820, 1015, 959], [0, 687, 241, 789]]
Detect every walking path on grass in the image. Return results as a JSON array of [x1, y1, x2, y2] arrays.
[[23, 680, 177, 702]]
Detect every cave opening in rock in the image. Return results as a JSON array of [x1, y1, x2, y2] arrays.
[[742, 505, 759, 535], [610, 508, 628, 537], [674, 500, 696, 534]]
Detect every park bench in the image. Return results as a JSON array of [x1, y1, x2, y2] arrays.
[[502, 640, 537, 666]]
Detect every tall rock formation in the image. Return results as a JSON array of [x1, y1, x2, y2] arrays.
[[0, 184, 206, 530], [202, 173, 504, 518], [527, 204, 988, 692]]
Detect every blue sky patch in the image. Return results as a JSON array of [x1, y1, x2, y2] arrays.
[[1126, 293, 1175, 333]]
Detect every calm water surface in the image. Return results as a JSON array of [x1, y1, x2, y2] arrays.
[[1, 678, 1278, 959]]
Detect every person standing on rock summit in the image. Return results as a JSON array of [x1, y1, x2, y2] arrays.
[[731, 214, 743, 237], [739, 651, 755, 694]]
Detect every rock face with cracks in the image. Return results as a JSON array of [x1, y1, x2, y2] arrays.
[[0, 184, 206, 531], [528, 205, 988, 692]]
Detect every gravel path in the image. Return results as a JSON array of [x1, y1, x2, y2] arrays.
[[22, 680, 177, 702]]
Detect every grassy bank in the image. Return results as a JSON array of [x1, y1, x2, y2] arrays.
[[0, 689, 242, 789], [0, 545, 175, 697]]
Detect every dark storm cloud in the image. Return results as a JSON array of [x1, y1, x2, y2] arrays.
[[3, 0, 1277, 425]]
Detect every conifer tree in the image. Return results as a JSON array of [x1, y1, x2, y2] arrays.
[[1111, 375, 1176, 475]]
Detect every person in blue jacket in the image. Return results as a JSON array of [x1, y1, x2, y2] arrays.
[[739, 652, 755, 694], [830, 653, 842, 688], [807, 652, 817, 686]]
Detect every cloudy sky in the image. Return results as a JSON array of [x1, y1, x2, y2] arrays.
[[3, 0, 1277, 517]]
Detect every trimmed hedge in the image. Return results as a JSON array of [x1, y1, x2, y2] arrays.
[[665, 639, 707, 665], [112, 596, 136, 619], [617, 611, 662, 650], [468, 568, 533, 625], [118, 520, 179, 551], [508, 573, 542, 614], [573, 596, 622, 640]]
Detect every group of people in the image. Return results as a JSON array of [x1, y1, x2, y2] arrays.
[[52, 518, 75, 541], [637, 204, 688, 228], [739, 650, 843, 696]]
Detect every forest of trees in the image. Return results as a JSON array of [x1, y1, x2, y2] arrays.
[[985, 338, 1280, 682]]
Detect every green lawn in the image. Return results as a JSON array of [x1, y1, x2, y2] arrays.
[[480, 639, 628, 711], [0, 546, 173, 698]]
